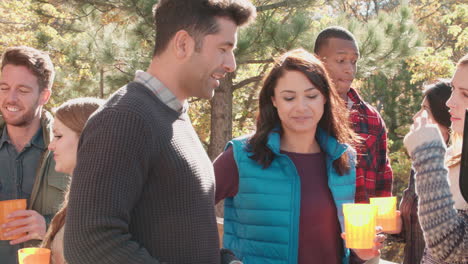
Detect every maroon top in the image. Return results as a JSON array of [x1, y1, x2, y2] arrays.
[[214, 147, 343, 264]]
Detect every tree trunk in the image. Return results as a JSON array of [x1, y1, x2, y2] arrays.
[[99, 68, 104, 98], [208, 72, 234, 160], [209, 72, 234, 218]]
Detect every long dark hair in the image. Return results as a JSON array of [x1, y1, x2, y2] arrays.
[[248, 49, 358, 175], [423, 81, 452, 131]]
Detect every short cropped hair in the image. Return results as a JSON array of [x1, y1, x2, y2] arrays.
[[314, 26, 358, 54], [152, 0, 256, 55], [1, 46, 55, 92]]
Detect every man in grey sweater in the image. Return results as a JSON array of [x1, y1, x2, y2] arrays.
[[63, 1, 256, 263]]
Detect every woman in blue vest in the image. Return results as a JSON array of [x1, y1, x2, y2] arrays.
[[214, 49, 385, 264]]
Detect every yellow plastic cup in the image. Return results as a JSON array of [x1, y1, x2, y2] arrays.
[[343, 203, 377, 249], [0, 199, 27, 240], [370, 196, 397, 233], [18, 247, 51, 264]]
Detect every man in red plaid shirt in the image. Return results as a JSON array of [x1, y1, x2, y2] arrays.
[[314, 26, 393, 204]]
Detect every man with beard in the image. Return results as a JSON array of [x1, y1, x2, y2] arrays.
[[0, 46, 68, 264]]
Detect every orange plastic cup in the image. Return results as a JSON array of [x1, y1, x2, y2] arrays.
[[343, 203, 377, 249], [0, 199, 27, 240], [18, 247, 51, 264], [370, 196, 397, 233]]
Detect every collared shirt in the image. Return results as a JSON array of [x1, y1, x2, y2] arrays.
[[134, 70, 188, 113], [0, 126, 45, 201], [347, 88, 393, 203]]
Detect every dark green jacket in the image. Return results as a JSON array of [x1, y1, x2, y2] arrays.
[[0, 111, 69, 242]]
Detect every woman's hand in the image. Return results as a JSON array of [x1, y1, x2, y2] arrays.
[[404, 110, 445, 156], [342, 226, 387, 261]]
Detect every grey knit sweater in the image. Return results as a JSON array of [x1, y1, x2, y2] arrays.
[[405, 126, 467, 264], [64, 82, 219, 264]]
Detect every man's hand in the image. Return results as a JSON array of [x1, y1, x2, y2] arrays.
[[2, 209, 46, 245]]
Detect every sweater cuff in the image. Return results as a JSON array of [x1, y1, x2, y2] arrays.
[[404, 126, 445, 156]]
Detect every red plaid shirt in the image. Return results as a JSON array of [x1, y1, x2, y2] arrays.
[[348, 88, 393, 203]]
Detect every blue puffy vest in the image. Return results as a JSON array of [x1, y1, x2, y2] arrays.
[[223, 128, 356, 264]]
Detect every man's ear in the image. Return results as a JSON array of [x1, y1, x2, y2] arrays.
[[39, 88, 51, 106], [172, 30, 196, 60]]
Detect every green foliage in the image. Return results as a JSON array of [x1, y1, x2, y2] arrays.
[[0, 0, 39, 49], [407, 2, 468, 83], [337, 6, 423, 79], [407, 47, 456, 84]]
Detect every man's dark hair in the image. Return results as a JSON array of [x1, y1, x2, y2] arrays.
[[152, 0, 256, 56], [314, 26, 358, 54], [1, 46, 55, 92]]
